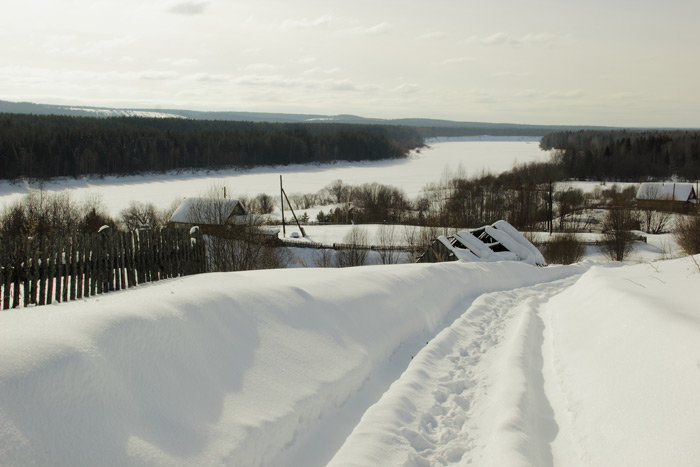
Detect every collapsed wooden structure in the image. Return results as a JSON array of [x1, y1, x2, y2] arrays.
[[417, 220, 546, 266]]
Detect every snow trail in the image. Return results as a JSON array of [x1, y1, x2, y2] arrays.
[[329, 275, 581, 466]]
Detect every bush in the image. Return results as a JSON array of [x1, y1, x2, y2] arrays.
[[601, 206, 638, 261], [675, 215, 700, 255], [543, 233, 585, 264]]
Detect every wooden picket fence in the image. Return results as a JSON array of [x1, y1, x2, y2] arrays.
[[0, 228, 206, 310]]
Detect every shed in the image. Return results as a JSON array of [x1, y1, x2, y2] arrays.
[[636, 183, 697, 211], [417, 220, 546, 266]]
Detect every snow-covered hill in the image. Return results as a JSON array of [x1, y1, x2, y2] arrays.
[[1, 256, 699, 466]]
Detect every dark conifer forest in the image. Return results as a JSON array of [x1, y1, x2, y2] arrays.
[[0, 113, 423, 180], [540, 130, 700, 181]]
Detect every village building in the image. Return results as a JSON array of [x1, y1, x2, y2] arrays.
[[417, 220, 546, 266], [168, 197, 279, 240], [636, 182, 698, 211]]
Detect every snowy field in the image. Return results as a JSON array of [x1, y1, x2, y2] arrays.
[[0, 139, 547, 217], [1, 254, 699, 466]]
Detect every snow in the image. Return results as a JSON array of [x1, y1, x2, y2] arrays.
[[544, 259, 700, 466], [2, 254, 700, 466], [1, 139, 698, 465], [0, 140, 551, 217]]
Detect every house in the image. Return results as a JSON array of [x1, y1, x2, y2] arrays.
[[169, 197, 248, 228], [417, 220, 546, 266], [636, 182, 698, 211], [168, 197, 280, 240]]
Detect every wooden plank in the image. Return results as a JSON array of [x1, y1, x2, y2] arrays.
[[38, 240, 48, 306], [24, 241, 33, 307], [0, 265, 7, 311], [69, 236, 77, 301], [126, 231, 136, 287], [46, 240, 55, 306], [82, 234, 91, 298], [76, 235, 84, 300]]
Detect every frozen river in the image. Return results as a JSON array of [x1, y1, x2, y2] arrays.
[[0, 137, 550, 216]]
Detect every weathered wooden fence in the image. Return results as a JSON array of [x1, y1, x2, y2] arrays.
[[0, 228, 206, 310]]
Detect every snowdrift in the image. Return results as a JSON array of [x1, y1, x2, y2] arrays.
[[544, 257, 700, 466], [0, 261, 579, 466], [329, 256, 700, 466]]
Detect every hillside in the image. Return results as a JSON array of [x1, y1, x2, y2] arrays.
[[1, 256, 699, 466], [0, 99, 612, 136]]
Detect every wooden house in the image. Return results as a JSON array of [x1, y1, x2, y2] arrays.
[[636, 183, 698, 211], [168, 197, 279, 241]]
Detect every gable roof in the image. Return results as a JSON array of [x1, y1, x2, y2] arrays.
[[636, 183, 697, 203], [169, 198, 248, 225]]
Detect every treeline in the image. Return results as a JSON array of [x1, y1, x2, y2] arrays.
[[299, 162, 559, 230], [0, 113, 423, 180], [540, 130, 700, 181]]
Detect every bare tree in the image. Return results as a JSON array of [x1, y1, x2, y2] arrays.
[[601, 206, 638, 261], [120, 201, 162, 231], [335, 226, 368, 267], [556, 188, 590, 232], [376, 224, 399, 264], [637, 185, 673, 234], [674, 214, 700, 255], [314, 249, 335, 267]]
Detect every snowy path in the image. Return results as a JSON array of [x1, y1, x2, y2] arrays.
[[329, 275, 581, 466]]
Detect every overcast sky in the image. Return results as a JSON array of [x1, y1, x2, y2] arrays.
[[2, 0, 699, 127]]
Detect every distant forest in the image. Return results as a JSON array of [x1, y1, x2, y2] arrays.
[[0, 114, 423, 180], [540, 130, 700, 181]]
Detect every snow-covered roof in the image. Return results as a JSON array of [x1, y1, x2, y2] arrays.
[[169, 197, 247, 224], [422, 220, 547, 266], [636, 182, 697, 202]]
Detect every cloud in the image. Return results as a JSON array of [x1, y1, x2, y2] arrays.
[[302, 67, 340, 76], [136, 70, 180, 80], [514, 89, 585, 100], [466, 32, 518, 45], [393, 83, 420, 94], [188, 73, 230, 83], [167, 1, 209, 15], [351, 22, 392, 36], [230, 74, 377, 94], [417, 31, 447, 41], [465, 32, 559, 46], [241, 63, 279, 73], [281, 15, 332, 30], [158, 57, 199, 67], [441, 57, 476, 66]]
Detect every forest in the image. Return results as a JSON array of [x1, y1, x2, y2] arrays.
[[540, 130, 700, 181], [0, 113, 423, 180]]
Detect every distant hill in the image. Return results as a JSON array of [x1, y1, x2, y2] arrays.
[[0, 99, 614, 137]]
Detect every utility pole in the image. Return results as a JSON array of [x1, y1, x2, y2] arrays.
[[279, 175, 306, 237], [280, 175, 286, 237]]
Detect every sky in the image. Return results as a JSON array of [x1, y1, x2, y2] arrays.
[[1, 0, 699, 127]]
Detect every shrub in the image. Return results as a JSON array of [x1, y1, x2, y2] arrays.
[[675, 215, 700, 255], [601, 206, 638, 261], [543, 233, 585, 264]]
